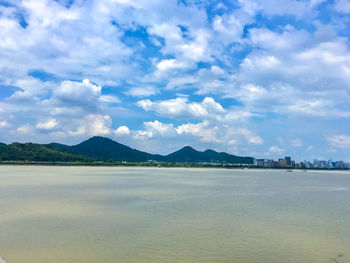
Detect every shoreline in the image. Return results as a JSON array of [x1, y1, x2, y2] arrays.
[[0, 163, 349, 171]]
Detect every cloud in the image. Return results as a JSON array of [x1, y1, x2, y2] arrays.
[[135, 120, 177, 139], [45, 79, 120, 115], [156, 59, 187, 71], [335, 0, 350, 13], [125, 86, 158, 97], [0, 0, 349, 160], [114, 125, 130, 136], [99, 95, 120, 103], [306, 145, 314, 151], [291, 138, 303, 147], [69, 114, 112, 136], [35, 118, 59, 130], [53, 79, 101, 105], [269, 145, 285, 154], [326, 135, 350, 149], [176, 121, 220, 143], [0, 121, 9, 128], [213, 14, 243, 44], [17, 124, 34, 134], [137, 97, 226, 120], [131, 119, 263, 147], [177, 121, 263, 145]]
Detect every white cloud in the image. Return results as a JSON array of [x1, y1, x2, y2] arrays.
[[53, 79, 101, 104], [22, 0, 80, 28], [99, 95, 120, 103], [249, 27, 310, 51], [335, 0, 350, 13], [0, 0, 349, 160], [251, 0, 312, 17], [240, 129, 264, 144], [0, 121, 9, 128], [46, 79, 120, 115], [310, 0, 327, 8], [35, 118, 59, 130], [306, 145, 314, 151], [291, 138, 303, 147], [156, 59, 187, 71], [176, 121, 263, 145], [69, 114, 112, 136], [109, 0, 141, 8], [176, 121, 220, 143], [125, 86, 158, 97], [6, 90, 39, 103], [326, 135, 350, 149], [137, 96, 259, 124], [17, 124, 34, 134], [137, 97, 225, 120], [130, 118, 263, 147], [114, 125, 130, 136], [135, 120, 177, 139], [287, 99, 350, 117], [213, 14, 243, 44], [209, 29, 350, 118], [211, 65, 225, 75], [136, 96, 263, 146], [269, 145, 285, 154], [165, 75, 198, 90]]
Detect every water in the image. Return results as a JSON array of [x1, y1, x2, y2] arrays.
[[0, 166, 349, 263]]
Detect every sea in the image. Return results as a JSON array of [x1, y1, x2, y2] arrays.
[[0, 166, 349, 263]]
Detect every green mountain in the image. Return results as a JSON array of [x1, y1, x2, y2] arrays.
[[166, 146, 254, 164], [69, 136, 163, 162], [0, 136, 254, 164], [165, 146, 202, 162], [59, 137, 253, 164], [0, 142, 92, 162]]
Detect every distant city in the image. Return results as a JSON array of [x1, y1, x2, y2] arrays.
[[254, 157, 349, 169]]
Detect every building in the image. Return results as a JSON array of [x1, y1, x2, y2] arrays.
[[285, 156, 291, 166], [278, 159, 287, 167]]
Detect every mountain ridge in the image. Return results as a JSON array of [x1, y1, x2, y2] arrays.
[[0, 136, 254, 164], [0, 142, 93, 162]]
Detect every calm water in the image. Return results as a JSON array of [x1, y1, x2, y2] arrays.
[[0, 167, 349, 263]]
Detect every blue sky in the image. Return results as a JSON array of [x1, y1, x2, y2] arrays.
[[0, 0, 350, 161]]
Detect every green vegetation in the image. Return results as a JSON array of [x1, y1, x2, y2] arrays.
[[0, 142, 93, 162], [166, 146, 254, 164], [64, 136, 254, 164], [0, 136, 253, 165], [66, 136, 162, 162]]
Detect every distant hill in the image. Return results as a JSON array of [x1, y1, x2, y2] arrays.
[[67, 136, 163, 162], [0, 136, 254, 164], [0, 142, 92, 162], [166, 146, 202, 162], [166, 146, 254, 164]]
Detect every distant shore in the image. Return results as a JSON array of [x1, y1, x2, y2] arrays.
[[0, 161, 348, 171]]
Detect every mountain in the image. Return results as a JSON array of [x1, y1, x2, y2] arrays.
[[0, 142, 92, 162], [68, 136, 163, 162], [166, 146, 254, 164], [55, 137, 253, 164], [166, 146, 202, 162], [0, 136, 254, 164]]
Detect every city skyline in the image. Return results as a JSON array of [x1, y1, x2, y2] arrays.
[[254, 155, 349, 169], [0, 0, 350, 162]]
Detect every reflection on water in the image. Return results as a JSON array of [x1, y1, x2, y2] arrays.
[[0, 167, 349, 263]]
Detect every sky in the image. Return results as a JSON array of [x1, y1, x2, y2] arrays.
[[0, 0, 350, 161]]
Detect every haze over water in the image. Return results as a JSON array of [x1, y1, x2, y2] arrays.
[[0, 166, 349, 263]]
